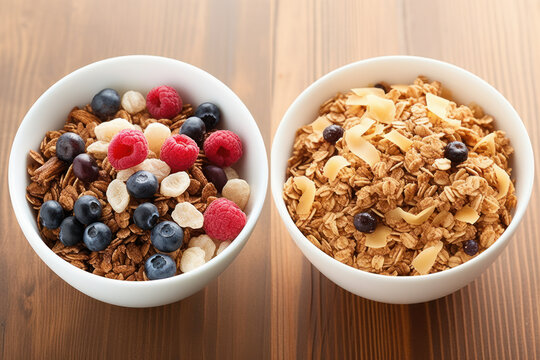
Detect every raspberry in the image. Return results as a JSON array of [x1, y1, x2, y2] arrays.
[[107, 129, 149, 170], [203, 130, 243, 167], [203, 198, 246, 241], [146, 86, 182, 119], [160, 134, 199, 172]]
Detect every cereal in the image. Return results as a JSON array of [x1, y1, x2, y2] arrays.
[[283, 76, 516, 275], [26, 85, 250, 281], [179, 247, 206, 273], [160, 172, 190, 197], [188, 235, 216, 262], [171, 202, 204, 229], [121, 90, 146, 114], [106, 179, 130, 213], [221, 179, 250, 210]]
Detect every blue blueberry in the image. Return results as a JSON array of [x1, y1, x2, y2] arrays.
[[74, 195, 102, 225], [444, 141, 468, 164], [59, 216, 84, 246], [180, 116, 206, 145], [83, 222, 112, 252], [145, 253, 176, 280], [202, 165, 227, 192], [353, 212, 377, 233], [323, 125, 344, 144], [133, 203, 160, 230], [126, 171, 158, 198], [56, 132, 86, 162], [39, 200, 64, 229], [91, 88, 120, 120], [194, 102, 220, 130], [463, 239, 479, 256], [151, 221, 184, 252], [73, 153, 99, 182]]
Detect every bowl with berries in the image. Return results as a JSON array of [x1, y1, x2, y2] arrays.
[[271, 56, 534, 303], [9, 55, 268, 307]]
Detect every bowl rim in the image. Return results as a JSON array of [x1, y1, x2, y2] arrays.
[[9, 55, 268, 288], [271, 55, 534, 282]]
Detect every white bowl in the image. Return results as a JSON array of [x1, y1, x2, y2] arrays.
[[9, 55, 268, 307], [271, 56, 534, 304]]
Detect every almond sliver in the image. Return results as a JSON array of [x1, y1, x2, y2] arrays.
[[323, 156, 350, 181], [366, 94, 396, 124], [384, 129, 412, 152], [388, 205, 436, 225], [351, 87, 386, 97], [293, 176, 316, 216], [472, 132, 496, 154], [411, 242, 443, 275], [455, 206, 480, 224], [345, 129, 380, 167], [365, 225, 392, 248], [426, 93, 461, 128], [493, 164, 510, 199], [311, 116, 333, 132]]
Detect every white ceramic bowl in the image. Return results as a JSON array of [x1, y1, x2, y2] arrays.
[[271, 56, 534, 304], [9, 55, 268, 307]]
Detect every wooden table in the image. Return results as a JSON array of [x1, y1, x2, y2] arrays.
[[1, 0, 538, 358]]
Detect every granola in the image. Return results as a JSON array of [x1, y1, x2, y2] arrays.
[[283, 77, 516, 276], [27, 87, 250, 281]]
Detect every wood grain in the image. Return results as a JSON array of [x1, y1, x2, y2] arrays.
[[1, 0, 538, 359]]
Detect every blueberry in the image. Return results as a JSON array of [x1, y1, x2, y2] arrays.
[[91, 88, 120, 120], [180, 116, 206, 145], [59, 216, 84, 246], [56, 132, 86, 162], [353, 212, 377, 233], [374, 83, 388, 93], [74, 195, 102, 225], [83, 222, 112, 251], [463, 239, 479, 256], [133, 203, 160, 230], [73, 153, 99, 182], [145, 253, 176, 280], [126, 170, 158, 198], [323, 125, 344, 144], [194, 102, 220, 130], [444, 141, 468, 164], [151, 221, 184, 252], [202, 165, 228, 192], [39, 200, 64, 229]]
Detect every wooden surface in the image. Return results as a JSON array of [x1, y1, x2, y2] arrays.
[[1, 0, 538, 359]]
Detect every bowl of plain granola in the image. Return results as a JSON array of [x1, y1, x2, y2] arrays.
[[271, 56, 534, 304], [9, 55, 268, 307]]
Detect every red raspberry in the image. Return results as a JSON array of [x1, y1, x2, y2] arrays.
[[108, 129, 149, 170], [146, 86, 182, 119], [203, 198, 246, 241], [203, 130, 243, 167], [160, 134, 199, 172]]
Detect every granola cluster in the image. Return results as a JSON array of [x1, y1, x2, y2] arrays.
[[283, 76, 516, 276], [26, 105, 231, 280]]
